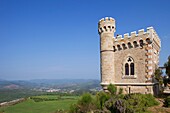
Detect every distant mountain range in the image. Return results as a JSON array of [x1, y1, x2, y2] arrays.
[[0, 79, 101, 90], [0, 79, 101, 102]]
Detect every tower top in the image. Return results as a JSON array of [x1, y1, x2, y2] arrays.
[[98, 17, 116, 35]]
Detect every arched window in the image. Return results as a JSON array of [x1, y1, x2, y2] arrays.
[[130, 63, 134, 75], [124, 57, 135, 76], [125, 63, 129, 75]]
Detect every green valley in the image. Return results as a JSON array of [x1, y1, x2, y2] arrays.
[[0, 95, 79, 113]]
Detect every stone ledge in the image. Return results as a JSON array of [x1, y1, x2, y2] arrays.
[[122, 75, 137, 79], [101, 82, 155, 86]]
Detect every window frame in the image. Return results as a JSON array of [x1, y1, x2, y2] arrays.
[[122, 56, 137, 79]]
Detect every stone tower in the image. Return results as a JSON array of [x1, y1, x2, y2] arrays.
[[98, 17, 161, 95], [98, 17, 116, 90]]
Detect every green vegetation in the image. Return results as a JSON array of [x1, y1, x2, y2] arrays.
[[69, 84, 159, 113], [107, 84, 117, 95], [0, 95, 79, 113], [0, 84, 161, 113], [0, 79, 100, 103], [163, 55, 170, 87], [164, 55, 170, 77], [72, 93, 96, 113], [30, 95, 78, 102], [164, 96, 170, 107], [154, 68, 163, 85], [124, 93, 159, 113], [0, 89, 44, 103]]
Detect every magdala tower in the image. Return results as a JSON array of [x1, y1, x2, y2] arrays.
[[98, 17, 161, 95]]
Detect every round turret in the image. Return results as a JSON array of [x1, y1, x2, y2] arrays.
[[98, 17, 116, 35], [98, 17, 116, 90]]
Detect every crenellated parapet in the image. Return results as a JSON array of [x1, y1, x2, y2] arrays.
[[98, 17, 116, 35], [113, 27, 161, 52], [113, 26, 161, 83], [98, 17, 161, 94]]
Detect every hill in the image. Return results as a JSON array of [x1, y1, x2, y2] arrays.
[[0, 79, 101, 102]]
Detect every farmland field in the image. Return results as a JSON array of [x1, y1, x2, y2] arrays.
[[0, 95, 79, 113]]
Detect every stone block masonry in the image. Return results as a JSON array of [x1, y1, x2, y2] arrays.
[[98, 17, 161, 95]]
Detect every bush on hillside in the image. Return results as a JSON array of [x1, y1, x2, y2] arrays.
[[69, 93, 97, 113], [96, 91, 110, 110], [124, 94, 147, 113], [124, 93, 159, 113], [30, 97, 58, 102], [118, 88, 123, 95], [107, 84, 117, 95], [143, 94, 159, 107], [164, 96, 170, 107], [105, 98, 125, 113], [68, 85, 159, 113], [69, 104, 78, 113]]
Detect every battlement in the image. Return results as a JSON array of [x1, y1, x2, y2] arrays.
[[116, 27, 153, 40], [98, 17, 161, 52], [98, 17, 161, 94], [98, 17, 116, 34], [114, 27, 161, 51]]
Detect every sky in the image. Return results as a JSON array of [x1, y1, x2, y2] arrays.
[[0, 0, 170, 80]]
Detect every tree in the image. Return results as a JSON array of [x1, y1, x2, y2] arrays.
[[75, 93, 96, 113], [164, 55, 170, 78], [107, 84, 117, 95], [154, 68, 163, 85], [96, 91, 110, 109]]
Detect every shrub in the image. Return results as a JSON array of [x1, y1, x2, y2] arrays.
[[144, 94, 159, 107], [164, 96, 170, 107], [96, 91, 110, 109], [30, 97, 58, 102], [68, 92, 159, 113], [69, 104, 78, 113], [118, 88, 123, 95], [105, 98, 125, 113], [124, 94, 147, 113], [124, 93, 159, 113], [70, 93, 97, 113], [77, 93, 93, 105], [107, 84, 117, 95], [114, 99, 126, 113]]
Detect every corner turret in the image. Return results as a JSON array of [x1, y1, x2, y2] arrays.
[[98, 17, 116, 35], [98, 17, 116, 90]]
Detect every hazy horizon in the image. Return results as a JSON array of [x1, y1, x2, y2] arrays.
[[0, 0, 170, 80], [0, 78, 100, 81]]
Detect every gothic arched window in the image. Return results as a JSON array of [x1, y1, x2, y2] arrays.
[[125, 63, 129, 75], [130, 63, 134, 75], [124, 57, 135, 76]]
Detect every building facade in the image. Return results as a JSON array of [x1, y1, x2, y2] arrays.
[[98, 17, 161, 94]]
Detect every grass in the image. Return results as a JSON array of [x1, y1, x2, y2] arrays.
[[0, 95, 79, 113], [31, 95, 59, 99], [0, 89, 44, 103]]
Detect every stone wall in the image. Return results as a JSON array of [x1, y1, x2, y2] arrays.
[[114, 47, 146, 83], [116, 85, 153, 94], [98, 17, 161, 95]]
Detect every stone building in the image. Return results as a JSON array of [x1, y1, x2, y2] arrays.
[[98, 17, 161, 95]]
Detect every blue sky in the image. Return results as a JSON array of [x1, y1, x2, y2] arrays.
[[0, 0, 170, 80]]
